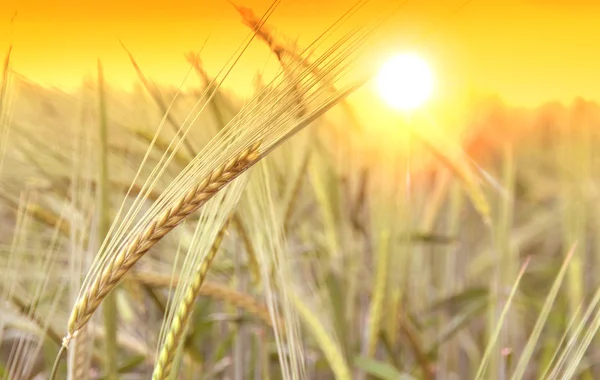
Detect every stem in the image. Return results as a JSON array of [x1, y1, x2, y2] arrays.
[[98, 59, 118, 380], [49, 345, 67, 380]]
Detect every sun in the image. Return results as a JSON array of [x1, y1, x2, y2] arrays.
[[376, 53, 435, 111]]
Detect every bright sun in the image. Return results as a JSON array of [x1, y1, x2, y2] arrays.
[[376, 53, 434, 111]]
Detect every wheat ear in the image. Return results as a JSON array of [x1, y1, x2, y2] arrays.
[[152, 218, 231, 380], [64, 142, 261, 344]]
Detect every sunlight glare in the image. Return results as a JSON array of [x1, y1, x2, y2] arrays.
[[376, 53, 434, 111]]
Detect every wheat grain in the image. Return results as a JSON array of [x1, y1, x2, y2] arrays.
[[64, 141, 261, 344]]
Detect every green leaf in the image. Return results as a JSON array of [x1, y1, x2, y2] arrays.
[[97, 355, 146, 380], [354, 356, 415, 380], [427, 287, 488, 314], [325, 271, 349, 356]]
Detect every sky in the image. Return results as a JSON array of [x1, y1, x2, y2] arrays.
[[1, 0, 599, 109]]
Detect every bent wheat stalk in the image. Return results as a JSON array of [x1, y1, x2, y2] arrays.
[[132, 272, 279, 330], [152, 218, 230, 380], [65, 142, 261, 343]]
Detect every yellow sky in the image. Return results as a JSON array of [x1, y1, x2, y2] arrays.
[[1, 0, 599, 108]]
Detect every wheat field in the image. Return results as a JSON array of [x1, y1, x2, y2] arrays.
[[1, 2, 600, 380]]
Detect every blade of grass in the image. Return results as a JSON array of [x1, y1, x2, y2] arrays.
[[511, 244, 576, 379], [290, 291, 351, 380], [119, 41, 196, 159], [474, 256, 531, 380], [366, 229, 390, 357]]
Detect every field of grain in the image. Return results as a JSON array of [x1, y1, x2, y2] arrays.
[[1, 2, 600, 380]]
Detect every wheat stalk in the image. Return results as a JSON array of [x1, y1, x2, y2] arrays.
[[152, 218, 230, 380], [64, 141, 261, 345], [232, 215, 261, 284], [133, 272, 278, 330]]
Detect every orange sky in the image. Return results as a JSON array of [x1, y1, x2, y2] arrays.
[[1, 0, 600, 109]]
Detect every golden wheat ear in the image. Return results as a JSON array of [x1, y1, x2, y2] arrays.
[[151, 218, 231, 380], [64, 141, 261, 343]]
